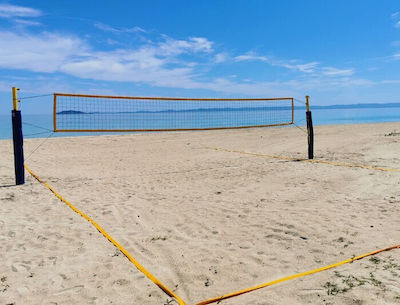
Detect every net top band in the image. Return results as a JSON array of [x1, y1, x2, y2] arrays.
[[54, 93, 293, 102]]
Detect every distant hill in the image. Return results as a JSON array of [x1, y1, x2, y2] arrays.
[[57, 110, 86, 114], [307, 103, 400, 110], [56, 103, 400, 114]]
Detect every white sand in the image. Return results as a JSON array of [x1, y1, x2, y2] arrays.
[[0, 122, 399, 305]]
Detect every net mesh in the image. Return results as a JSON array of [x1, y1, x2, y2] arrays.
[[54, 94, 294, 132]]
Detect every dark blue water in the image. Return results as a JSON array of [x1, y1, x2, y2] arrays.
[[0, 107, 399, 139]]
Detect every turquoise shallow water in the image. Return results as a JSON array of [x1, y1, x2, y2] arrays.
[[0, 106, 399, 139]]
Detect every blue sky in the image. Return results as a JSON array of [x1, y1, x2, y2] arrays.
[[1, 0, 400, 113]]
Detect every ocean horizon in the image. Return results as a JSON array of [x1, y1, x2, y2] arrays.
[[1, 105, 399, 140]]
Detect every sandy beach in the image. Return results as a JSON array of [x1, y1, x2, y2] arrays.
[[0, 122, 399, 305]]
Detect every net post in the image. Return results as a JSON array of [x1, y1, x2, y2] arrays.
[[305, 95, 314, 159], [291, 98, 294, 124], [11, 87, 25, 185], [53, 94, 57, 132]]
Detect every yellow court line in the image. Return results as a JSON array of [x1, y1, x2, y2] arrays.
[[195, 244, 400, 305], [24, 164, 399, 305], [24, 164, 187, 305], [205, 147, 400, 172]]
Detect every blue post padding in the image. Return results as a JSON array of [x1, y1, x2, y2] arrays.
[[12, 110, 25, 185]]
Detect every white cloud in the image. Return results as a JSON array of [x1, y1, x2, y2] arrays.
[[0, 26, 372, 99], [392, 12, 400, 28], [214, 52, 229, 63], [57, 35, 213, 88], [0, 4, 41, 18], [235, 53, 268, 62], [392, 53, 400, 59], [94, 22, 119, 33], [0, 73, 376, 99], [234, 52, 357, 76], [14, 19, 41, 26], [159, 36, 213, 55], [381, 79, 400, 84], [0, 31, 86, 72], [235, 52, 319, 73], [321, 67, 354, 76], [285, 62, 319, 73], [106, 38, 119, 45], [61, 48, 179, 84], [190, 37, 213, 53], [0, 30, 215, 88], [186, 76, 374, 97], [94, 22, 145, 34]]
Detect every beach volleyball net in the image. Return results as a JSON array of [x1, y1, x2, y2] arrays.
[[53, 93, 294, 132]]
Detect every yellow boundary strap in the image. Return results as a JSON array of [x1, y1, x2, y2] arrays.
[[205, 147, 400, 173], [24, 163, 399, 305], [196, 244, 400, 305], [24, 164, 187, 305]]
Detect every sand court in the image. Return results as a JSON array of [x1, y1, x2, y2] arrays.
[[0, 122, 399, 305]]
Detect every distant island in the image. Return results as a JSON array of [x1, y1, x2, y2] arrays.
[[56, 102, 400, 115], [57, 107, 293, 114], [308, 102, 400, 110], [57, 110, 86, 114]]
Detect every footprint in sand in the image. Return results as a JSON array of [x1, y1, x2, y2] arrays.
[[11, 263, 30, 274], [54, 285, 84, 295], [8, 231, 16, 238], [17, 285, 30, 295], [112, 279, 130, 286], [50, 274, 67, 288]]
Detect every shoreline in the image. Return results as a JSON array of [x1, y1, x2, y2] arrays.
[[0, 120, 399, 141]]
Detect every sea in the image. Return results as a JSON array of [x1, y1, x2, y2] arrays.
[[0, 106, 399, 139]]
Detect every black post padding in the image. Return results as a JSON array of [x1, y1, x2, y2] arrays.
[[12, 110, 25, 185], [306, 111, 314, 159]]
